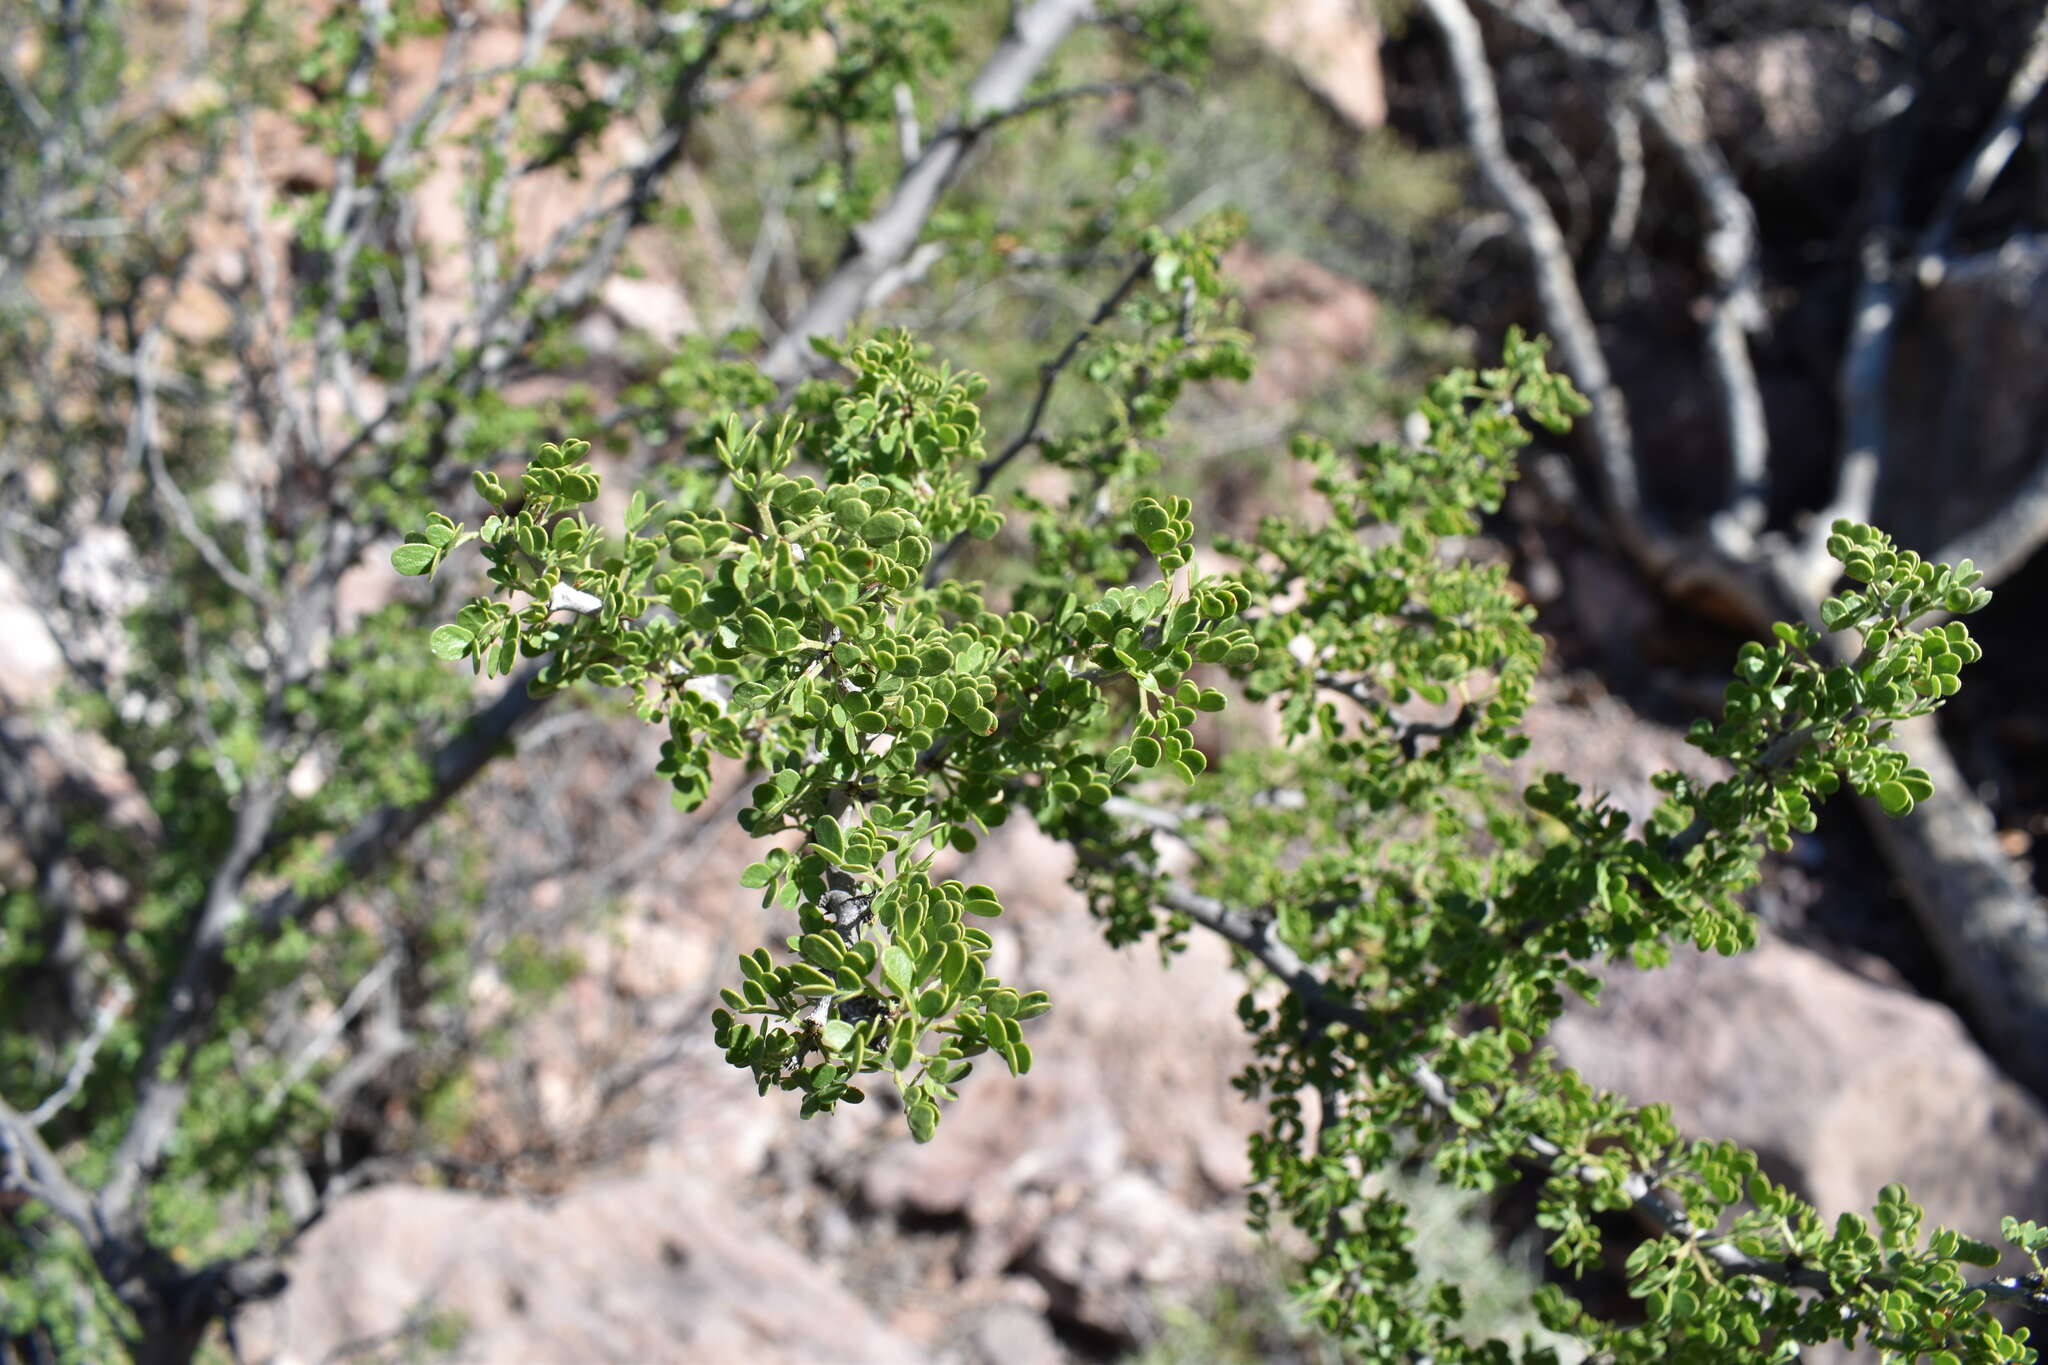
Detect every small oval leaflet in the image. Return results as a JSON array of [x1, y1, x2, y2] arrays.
[[428, 625, 473, 661], [390, 543, 437, 576]]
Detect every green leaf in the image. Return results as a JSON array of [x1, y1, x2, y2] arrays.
[[1954, 1236, 2001, 1267], [1877, 781, 1914, 816], [798, 934, 844, 969], [882, 944, 915, 998], [428, 625, 474, 661], [391, 543, 437, 576], [820, 1020, 855, 1052], [907, 1100, 939, 1143]]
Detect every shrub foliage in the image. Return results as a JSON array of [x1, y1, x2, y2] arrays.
[[401, 259, 2043, 1359], [5, 0, 2046, 1360]]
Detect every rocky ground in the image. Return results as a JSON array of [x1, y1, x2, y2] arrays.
[[219, 653, 2048, 1363]]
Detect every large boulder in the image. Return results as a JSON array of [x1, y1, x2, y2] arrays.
[[1523, 683, 2048, 1242], [237, 1175, 924, 1365], [1551, 935, 2048, 1237]]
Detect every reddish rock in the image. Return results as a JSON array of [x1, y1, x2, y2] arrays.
[[238, 1176, 923, 1365]]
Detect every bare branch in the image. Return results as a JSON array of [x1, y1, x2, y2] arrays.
[[1637, 0, 1769, 552], [958, 73, 1184, 138], [1486, 0, 1643, 67], [320, 2, 763, 488], [1486, 0, 1770, 555], [1512, 113, 1592, 250], [255, 663, 552, 947], [860, 239, 946, 314], [261, 952, 402, 1114], [1599, 102, 1643, 264], [760, 0, 1098, 385], [0, 1097, 98, 1241], [1418, 0, 2048, 1127], [1419, 0, 1649, 557], [1858, 714, 2048, 1100], [1930, 449, 2048, 587], [924, 252, 1151, 583], [100, 664, 551, 1227], [977, 253, 1150, 494], [1914, 3, 2048, 281], [1810, 6, 2048, 597], [125, 332, 272, 606], [102, 777, 286, 1225], [25, 980, 134, 1128], [893, 81, 921, 163]]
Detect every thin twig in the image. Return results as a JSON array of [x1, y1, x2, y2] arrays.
[[127, 332, 272, 606], [1145, 864, 2048, 1322], [1914, 3, 2048, 281], [261, 952, 402, 1114], [0, 1098, 98, 1241], [24, 980, 134, 1127], [923, 253, 1152, 583], [977, 253, 1151, 494], [957, 74, 1185, 138]]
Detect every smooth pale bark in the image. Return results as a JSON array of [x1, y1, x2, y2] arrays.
[[759, 0, 1097, 386]]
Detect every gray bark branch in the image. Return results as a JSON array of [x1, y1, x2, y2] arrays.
[[759, 0, 1096, 385], [1430, 0, 2048, 1104]]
